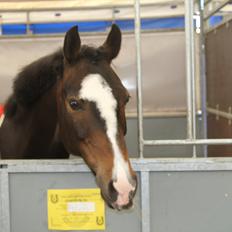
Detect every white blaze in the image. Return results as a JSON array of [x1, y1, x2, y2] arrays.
[[79, 74, 130, 183]]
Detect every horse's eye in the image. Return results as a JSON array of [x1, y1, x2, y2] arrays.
[[69, 99, 83, 111]]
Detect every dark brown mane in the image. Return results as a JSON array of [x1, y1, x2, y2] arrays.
[[5, 49, 63, 117], [77, 45, 108, 63]]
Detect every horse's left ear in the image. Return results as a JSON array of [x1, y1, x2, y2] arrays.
[[63, 25, 81, 64], [101, 24, 121, 62]]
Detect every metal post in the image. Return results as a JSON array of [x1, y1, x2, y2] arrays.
[[185, 0, 197, 157], [199, 0, 208, 157], [26, 11, 31, 35], [0, 171, 10, 232], [134, 0, 144, 158], [141, 171, 150, 232]]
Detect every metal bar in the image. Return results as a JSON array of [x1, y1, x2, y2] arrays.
[[0, 171, 3, 230], [7, 163, 91, 173], [132, 157, 232, 172], [26, 12, 31, 35], [126, 111, 188, 118], [3, 157, 232, 172], [207, 107, 232, 120], [204, 0, 232, 20], [199, 0, 208, 157], [0, 171, 10, 232], [185, 0, 197, 157], [190, 0, 197, 158], [141, 171, 150, 232], [185, 0, 193, 141], [144, 138, 232, 145], [134, 0, 144, 158]]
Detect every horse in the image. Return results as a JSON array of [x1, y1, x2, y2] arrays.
[[0, 24, 137, 210]]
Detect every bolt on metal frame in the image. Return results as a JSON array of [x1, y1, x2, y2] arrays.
[[134, 0, 232, 159]]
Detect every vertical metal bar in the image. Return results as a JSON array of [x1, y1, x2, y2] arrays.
[[134, 0, 144, 158], [0, 171, 10, 232], [141, 171, 150, 232], [190, 0, 197, 158], [0, 171, 2, 230], [0, 15, 2, 36], [26, 11, 31, 35], [185, 0, 197, 157], [199, 0, 208, 157]]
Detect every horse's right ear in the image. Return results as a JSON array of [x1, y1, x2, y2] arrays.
[[63, 26, 81, 64]]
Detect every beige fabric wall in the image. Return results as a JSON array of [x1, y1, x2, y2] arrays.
[[0, 31, 186, 113]]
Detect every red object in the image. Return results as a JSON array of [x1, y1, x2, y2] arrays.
[[0, 105, 4, 116]]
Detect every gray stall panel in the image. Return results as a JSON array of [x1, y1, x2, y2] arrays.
[[2, 159, 232, 232], [9, 172, 141, 232], [150, 171, 232, 232]]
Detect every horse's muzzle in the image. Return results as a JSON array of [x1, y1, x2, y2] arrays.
[[107, 175, 137, 210]]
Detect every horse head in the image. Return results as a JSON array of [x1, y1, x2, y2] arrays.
[[57, 25, 137, 210]]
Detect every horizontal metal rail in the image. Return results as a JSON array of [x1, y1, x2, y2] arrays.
[[143, 139, 232, 146], [2, 158, 232, 172], [126, 111, 187, 118], [204, 0, 232, 20], [207, 106, 232, 120]]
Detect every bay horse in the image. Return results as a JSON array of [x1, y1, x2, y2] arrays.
[[0, 24, 137, 210]]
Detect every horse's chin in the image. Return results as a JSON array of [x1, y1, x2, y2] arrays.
[[109, 201, 134, 211]]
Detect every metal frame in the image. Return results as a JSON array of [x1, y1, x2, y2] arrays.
[[133, 0, 232, 158], [203, 0, 232, 33], [204, 0, 232, 20], [2, 158, 232, 232]]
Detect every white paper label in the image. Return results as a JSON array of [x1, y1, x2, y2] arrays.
[[67, 202, 95, 212]]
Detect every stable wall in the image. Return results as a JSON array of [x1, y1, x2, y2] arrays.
[[206, 19, 232, 156], [0, 31, 186, 113]]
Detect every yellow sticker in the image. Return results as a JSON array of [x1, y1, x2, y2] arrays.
[[47, 189, 105, 230]]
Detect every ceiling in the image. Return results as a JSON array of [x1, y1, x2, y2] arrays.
[[0, 0, 184, 11], [0, 1, 230, 25], [0, 0, 186, 24]]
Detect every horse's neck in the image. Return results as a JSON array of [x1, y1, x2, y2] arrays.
[[25, 84, 69, 159], [14, 84, 64, 158], [25, 85, 60, 152]]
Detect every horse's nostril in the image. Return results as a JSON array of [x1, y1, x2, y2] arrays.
[[108, 180, 118, 202]]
